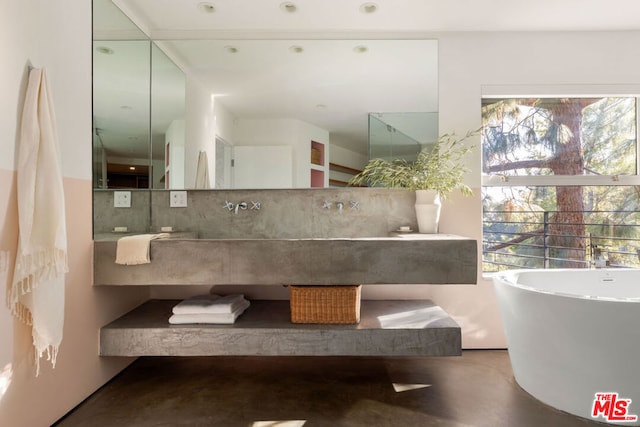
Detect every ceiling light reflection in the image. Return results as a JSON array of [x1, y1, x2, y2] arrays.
[[359, 2, 378, 14], [279, 2, 297, 13], [197, 2, 215, 13]]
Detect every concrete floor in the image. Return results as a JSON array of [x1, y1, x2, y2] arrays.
[[53, 350, 601, 427]]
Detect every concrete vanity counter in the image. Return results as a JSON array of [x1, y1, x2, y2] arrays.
[[96, 234, 473, 357], [93, 234, 477, 286]]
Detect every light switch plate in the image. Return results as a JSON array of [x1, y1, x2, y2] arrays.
[[170, 191, 188, 207], [114, 191, 131, 208]]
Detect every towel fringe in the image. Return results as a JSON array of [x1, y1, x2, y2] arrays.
[[7, 300, 33, 326], [13, 248, 68, 284], [32, 336, 60, 377], [7, 249, 66, 327], [8, 295, 62, 377]]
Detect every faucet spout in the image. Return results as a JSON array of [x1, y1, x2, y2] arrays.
[[336, 201, 344, 214], [235, 201, 248, 214]]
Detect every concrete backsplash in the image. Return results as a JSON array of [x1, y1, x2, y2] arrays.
[[93, 188, 418, 239], [93, 190, 151, 235]]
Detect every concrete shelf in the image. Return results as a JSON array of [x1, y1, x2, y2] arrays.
[[100, 299, 461, 357]]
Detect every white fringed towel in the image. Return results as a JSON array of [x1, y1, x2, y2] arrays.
[[172, 294, 247, 314], [9, 68, 68, 376], [168, 299, 250, 324], [115, 233, 170, 265]]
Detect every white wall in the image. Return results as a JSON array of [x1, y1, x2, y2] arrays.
[[234, 118, 297, 146], [234, 118, 330, 187], [166, 119, 185, 188], [214, 99, 236, 145], [184, 76, 216, 188], [0, 1, 148, 426]]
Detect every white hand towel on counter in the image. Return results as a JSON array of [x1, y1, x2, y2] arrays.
[[169, 299, 250, 324], [115, 233, 170, 265], [172, 294, 247, 314]]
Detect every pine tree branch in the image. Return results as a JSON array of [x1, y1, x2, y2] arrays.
[[485, 159, 550, 173], [484, 227, 544, 251]]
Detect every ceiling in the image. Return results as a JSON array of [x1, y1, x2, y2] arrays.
[[115, 0, 640, 35], [94, 0, 640, 161]]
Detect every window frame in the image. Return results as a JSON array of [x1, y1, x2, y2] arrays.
[[480, 87, 640, 272]]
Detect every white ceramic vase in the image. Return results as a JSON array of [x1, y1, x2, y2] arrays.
[[415, 189, 441, 234]]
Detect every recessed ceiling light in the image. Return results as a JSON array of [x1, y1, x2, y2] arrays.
[[280, 2, 297, 13], [96, 46, 114, 55], [224, 45, 238, 54], [359, 2, 378, 13], [129, 166, 136, 171], [197, 2, 215, 13], [353, 45, 368, 53], [289, 45, 304, 53]]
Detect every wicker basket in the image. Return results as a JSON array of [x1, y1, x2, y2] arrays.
[[289, 285, 361, 324]]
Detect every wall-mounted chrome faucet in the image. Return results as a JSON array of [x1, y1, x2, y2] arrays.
[[224, 200, 257, 214], [235, 202, 248, 214], [322, 200, 358, 214]]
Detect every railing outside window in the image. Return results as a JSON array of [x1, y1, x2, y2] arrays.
[[483, 209, 640, 271]]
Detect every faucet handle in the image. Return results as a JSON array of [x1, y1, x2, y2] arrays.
[[251, 201, 261, 210], [223, 201, 234, 211], [322, 201, 332, 209], [350, 200, 359, 210]]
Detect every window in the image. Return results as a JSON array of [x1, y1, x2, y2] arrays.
[[481, 96, 640, 271]]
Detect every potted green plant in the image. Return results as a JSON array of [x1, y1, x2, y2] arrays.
[[349, 130, 477, 233]]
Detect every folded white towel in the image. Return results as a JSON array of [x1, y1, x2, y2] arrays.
[[172, 294, 247, 314], [115, 233, 170, 265], [168, 299, 250, 324]]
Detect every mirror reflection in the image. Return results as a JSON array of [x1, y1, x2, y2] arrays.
[[92, 0, 438, 190], [93, 39, 151, 188], [150, 44, 186, 189]]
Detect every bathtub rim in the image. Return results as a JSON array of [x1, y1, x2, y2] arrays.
[[493, 268, 640, 303]]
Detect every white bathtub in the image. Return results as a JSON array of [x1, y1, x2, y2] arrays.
[[493, 269, 640, 425]]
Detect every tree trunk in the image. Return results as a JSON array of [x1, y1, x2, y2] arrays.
[[546, 99, 594, 268]]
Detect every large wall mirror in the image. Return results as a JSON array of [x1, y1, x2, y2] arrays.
[[92, 0, 439, 192]]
